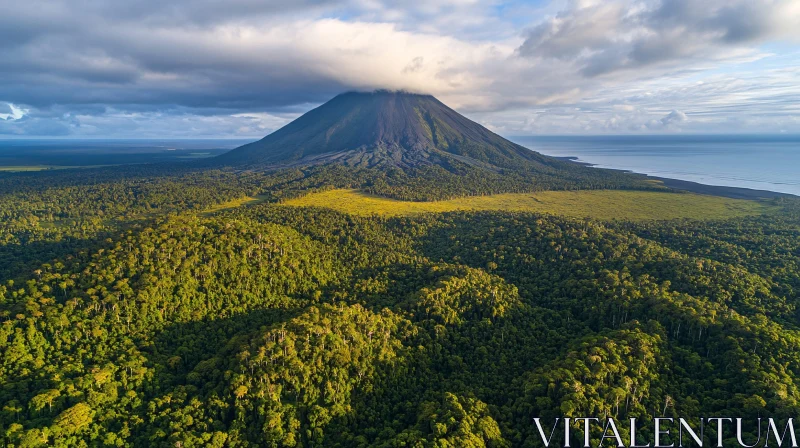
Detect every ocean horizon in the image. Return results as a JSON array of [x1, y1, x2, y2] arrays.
[[512, 134, 800, 197]]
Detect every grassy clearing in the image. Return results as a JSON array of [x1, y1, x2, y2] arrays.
[[0, 165, 112, 172], [281, 189, 775, 220], [202, 195, 271, 215], [177, 152, 215, 159], [0, 165, 66, 172]]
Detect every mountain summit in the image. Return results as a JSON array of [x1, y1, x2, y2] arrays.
[[216, 90, 555, 169]]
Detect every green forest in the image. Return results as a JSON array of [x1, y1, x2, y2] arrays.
[[1, 165, 799, 447]]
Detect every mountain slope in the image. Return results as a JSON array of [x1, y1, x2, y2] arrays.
[[216, 90, 559, 170], [212, 90, 656, 200]]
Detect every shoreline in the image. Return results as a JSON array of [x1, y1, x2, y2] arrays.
[[555, 156, 797, 200]]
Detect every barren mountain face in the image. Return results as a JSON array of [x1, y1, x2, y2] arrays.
[[216, 90, 557, 170]]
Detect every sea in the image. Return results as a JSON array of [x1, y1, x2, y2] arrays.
[[512, 135, 800, 197]]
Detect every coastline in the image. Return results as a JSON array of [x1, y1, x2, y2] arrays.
[[555, 156, 798, 200]]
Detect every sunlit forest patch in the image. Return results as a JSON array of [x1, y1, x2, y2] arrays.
[[281, 188, 776, 220], [201, 194, 271, 215]]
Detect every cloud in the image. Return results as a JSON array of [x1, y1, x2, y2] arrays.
[[0, 116, 72, 136], [518, 0, 800, 77], [402, 56, 425, 74], [0, 103, 27, 121], [0, 0, 798, 136], [660, 109, 687, 125], [0, 11, 508, 110]]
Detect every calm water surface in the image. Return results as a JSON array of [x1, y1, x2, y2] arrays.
[[513, 135, 800, 196]]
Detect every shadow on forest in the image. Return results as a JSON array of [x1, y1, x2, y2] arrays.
[[0, 234, 113, 282], [147, 307, 305, 386], [346, 262, 455, 310]]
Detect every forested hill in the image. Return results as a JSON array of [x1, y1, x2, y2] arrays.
[[1, 194, 799, 447]]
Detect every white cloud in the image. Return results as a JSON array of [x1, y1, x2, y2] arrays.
[[0, 103, 26, 121], [0, 0, 799, 136], [518, 0, 800, 77]]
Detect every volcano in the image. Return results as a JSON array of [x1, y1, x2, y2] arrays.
[[216, 90, 560, 170]]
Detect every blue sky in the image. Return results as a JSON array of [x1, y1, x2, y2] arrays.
[[0, 0, 798, 138]]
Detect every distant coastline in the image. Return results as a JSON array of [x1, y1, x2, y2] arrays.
[[515, 134, 800, 198], [555, 155, 797, 200]]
